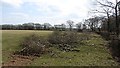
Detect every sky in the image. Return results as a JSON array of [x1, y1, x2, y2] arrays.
[[0, 0, 117, 25]]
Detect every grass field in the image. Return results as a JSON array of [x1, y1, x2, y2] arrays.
[[2, 30, 53, 63], [2, 30, 119, 66]]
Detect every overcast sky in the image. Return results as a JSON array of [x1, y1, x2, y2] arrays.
[[0, 0, 118, 25]]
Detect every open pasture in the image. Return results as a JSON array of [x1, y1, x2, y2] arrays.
[[2, 30, 119, 66]]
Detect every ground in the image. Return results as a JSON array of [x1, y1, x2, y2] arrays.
[[2, 30, 119, 66]]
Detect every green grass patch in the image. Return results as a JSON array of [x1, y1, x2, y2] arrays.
[[2, 30, 52, 63], [2, 30, 119, 66]]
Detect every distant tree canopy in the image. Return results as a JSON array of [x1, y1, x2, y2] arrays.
[[54, 24, 66, 31], [1, 23, 52, 30], [1, 21, 86, 31]]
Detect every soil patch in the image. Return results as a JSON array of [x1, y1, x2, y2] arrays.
[[3, 55, 36, 66]]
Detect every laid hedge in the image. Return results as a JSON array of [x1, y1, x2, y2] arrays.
[[48, 31, 79, 45], [48, 31, 81, 51], [15, 34, 50, 56]]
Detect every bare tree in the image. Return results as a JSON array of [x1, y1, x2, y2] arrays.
[[84, 19, 94, 31], [115, 1, 120, 37], [95, 0, 120, 37], [90, 0, 116, 35], [67, 20, 74, 31]]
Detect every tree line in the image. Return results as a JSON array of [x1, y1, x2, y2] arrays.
[[1, 21, 87, 31], [1, 15, 120, 33]]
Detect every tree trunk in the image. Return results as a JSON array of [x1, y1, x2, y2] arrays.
[[107, 12, 110, 36], [115, 5, 119, 37]]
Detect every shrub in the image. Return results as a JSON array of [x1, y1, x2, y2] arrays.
[[99, 31, 110, 40], [109, 39, 120, 61], [15, 34, 50, 56], [48, 31, 79, 45], [78, 33, 91, 41], [48, 31, 80, 51]]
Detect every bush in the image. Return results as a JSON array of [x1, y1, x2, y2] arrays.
[[99, 31, 110, 40], [48, 31, 79, 45], [15, 34, 50, 56], [109, 39, 120, 61], [48, 31, 80, 51]]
